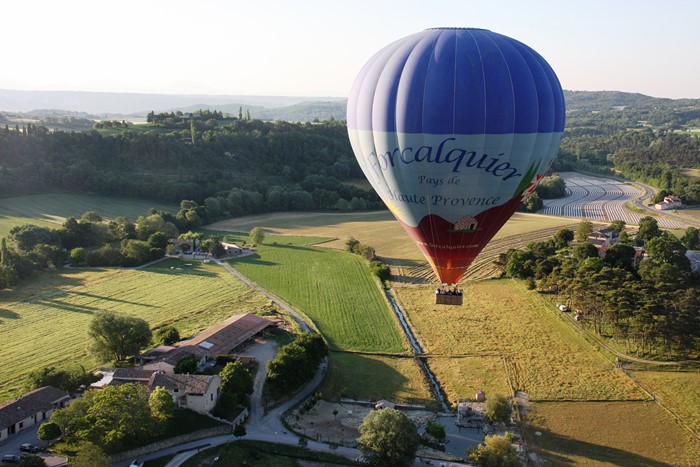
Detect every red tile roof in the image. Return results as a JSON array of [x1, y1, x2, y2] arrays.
[[178, 313, 275, 356], [148, 373, 218, 395]]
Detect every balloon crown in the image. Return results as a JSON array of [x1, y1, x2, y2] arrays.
[[426, 27, 491, 31]]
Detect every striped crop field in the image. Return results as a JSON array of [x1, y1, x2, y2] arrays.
[[228, 243, 408, 354], [540, 172, 686, 228], [0, 258, 274, 402]]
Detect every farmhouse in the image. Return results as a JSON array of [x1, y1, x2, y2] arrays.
[[654, 195, 682, 210], [221, 242, 243, 256], [0, 386, 70, 442], [143, 345, 209, 375], [587, 228, 619, 249], [148, 373, 221, 414], [177, 313, 278, 358]]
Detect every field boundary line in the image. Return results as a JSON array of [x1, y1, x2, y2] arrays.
[[621, 368, 700, 441], [216, 259, 317, 335], [328, 349, 412, 358]]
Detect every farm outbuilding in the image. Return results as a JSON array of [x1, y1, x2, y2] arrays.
[[0, 386, 70, 442], [177, 313, 278, 357]]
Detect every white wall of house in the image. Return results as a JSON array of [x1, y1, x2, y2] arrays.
[[186, 377, 221, 413], [0, 410, 53, 441]]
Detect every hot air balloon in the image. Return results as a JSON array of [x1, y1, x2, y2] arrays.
[[347, 28, 565, 302]]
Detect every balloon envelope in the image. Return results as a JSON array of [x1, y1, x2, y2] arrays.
[[347, 28, 565, 284]]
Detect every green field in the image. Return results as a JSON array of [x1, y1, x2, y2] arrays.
[[0, 193, 177, 237], [228, 242, 407, 354], [320, 353, 433, 407], [0, 258, 275, 401], [524, 401, 700, 465], [181, 440, 359, 466], [208, 210, 576, 282], [395, 281, 646, 401]]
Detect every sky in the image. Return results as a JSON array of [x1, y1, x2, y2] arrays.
[[2, 0, 699, 99]]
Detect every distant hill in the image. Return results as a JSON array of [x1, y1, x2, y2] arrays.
[[0, 89, 345, 118], [174, 100, 347, 122], [4, 88, 700, 126], [564, 90, 700, 112]]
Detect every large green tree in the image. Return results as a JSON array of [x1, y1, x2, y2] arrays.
[[50, 383, 159, 452], [149, 386, 175, 426], [357, 408, 420, 467], [637, 216, 662, 242], [575, 220, 594, 242], [681, 226, 700, 250], [249, 227, 265, 245], [88, 310, 152, 363], [220, 361, 254, 404]]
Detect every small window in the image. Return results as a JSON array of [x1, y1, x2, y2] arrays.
[[18, 422, 23, 429], [210, 393, 213, 401]]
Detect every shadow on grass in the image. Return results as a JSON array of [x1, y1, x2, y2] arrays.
[[33, 297, 97, 314], [529, 427, 674, 466], [144, 262, 220, 277], [264, 243, 324, 253], [228, 254, 278, 267], [0, 308, 20, 319], [67, 291, 159, 308], [322, 352, 435, 408], [384, 258, 435, 285]]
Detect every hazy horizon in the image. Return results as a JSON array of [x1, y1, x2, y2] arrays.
[[2, 0, 699, 99]]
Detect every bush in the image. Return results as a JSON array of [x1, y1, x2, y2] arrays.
[[369, 260, 391, 282], [155, 326, 180, 346], [485, 394, 511, 424]]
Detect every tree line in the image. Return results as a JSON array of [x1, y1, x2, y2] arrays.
[[0, 118, 381, 214], [502, 217, 700, 358], [0, 202, 229, 290], [556, 91, 700, 204]]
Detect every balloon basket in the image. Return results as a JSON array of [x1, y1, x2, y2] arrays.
[[435, 294, 463, 306]]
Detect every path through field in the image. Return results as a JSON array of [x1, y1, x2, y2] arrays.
[[540, 172, 686, 228]]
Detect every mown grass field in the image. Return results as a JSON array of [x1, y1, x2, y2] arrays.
[[320, 353, 434, 407], [228, 242, 407, 354], [0, 193, 177, 237], [207, 210, 576, 282], [629, 370, 700, 435], [523, 401, 700, 465], [0, 258, 275, 402], [395, 281, 646, 401]]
